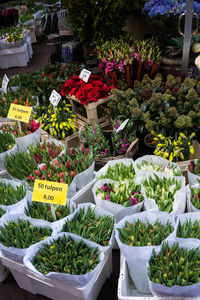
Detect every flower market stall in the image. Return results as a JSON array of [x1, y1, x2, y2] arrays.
[[1, 0, 200, 299]]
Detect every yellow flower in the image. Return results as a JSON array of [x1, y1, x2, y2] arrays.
[[163, 152, 169, 159], [169, 153, 173, 162], [179, 152, 184, 160], [180, 133, 186, 139], [190, 146, 194, 155], [157, 134, 162, 138]]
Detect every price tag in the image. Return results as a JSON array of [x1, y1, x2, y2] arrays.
[[7, 104, 32, 123], [116, 119, 129, 133], [79, 68, 91, 83], [32, 179, 68, 206], [49, 90, 61, 106], [2, 74, 9, 93]]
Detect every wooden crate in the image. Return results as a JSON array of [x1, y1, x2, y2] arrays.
[[67, 95, 112, 124], [40, 119, 85, 148]]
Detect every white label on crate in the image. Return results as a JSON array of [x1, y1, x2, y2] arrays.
[[2, 74, 9, 93], [79, 68, 91, 83], [116, 119, 129, 133], [49, 90, 61, 106]]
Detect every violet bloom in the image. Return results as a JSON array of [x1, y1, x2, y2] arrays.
[[101, 185, 107, 192], [125, 143, 131, 147], [195, 194, 198, 200], [102, 57, 107, 63], [97, 137, 100, 141], [104, 148, 108, 153], [194, 165, 197, 174], [100, 151, 105, 155], [99, 62, 105, 69], [93, 128, 97, 134], [131, 197, 138, 206], [188, 161, 193, 172]]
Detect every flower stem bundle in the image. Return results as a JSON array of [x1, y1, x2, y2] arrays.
[[177, 219, 200, 239], [148, 242, 200, 287], [137, 160, 182, 176], [143, 174, 182, 212], [96, 180, 143, 207], [0, 181, 26, 206], [28, 140, 64, 165], [33, 235, 100, 275], [98, 162, 136, 181], [0, 131, 15, 153], [0, 219, 52, 248], [25, 201, 73, 222], [118, 219, 173, 247], [190, 186, 200, 210], [61, 206, 114, 246], [4, 151, 37, 180]]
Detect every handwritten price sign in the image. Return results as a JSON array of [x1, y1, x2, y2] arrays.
[[7, 104, 32, 123], [32, 180, 68, 206]]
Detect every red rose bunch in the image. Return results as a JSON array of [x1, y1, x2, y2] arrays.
[[61, 75, 115, 105]]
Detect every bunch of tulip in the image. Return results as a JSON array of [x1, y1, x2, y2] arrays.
[[153, 132, 195, 162], [111, 119, 136, 156], [25, 201, 73, 222], [28, 140, 64, 165], [188, 159, 200, 176], [0, 219, 52, 248], [1, 119, 40, 138], [177, 219, 200, 239], [0, 131, 15, 153], [143, 174, 182, 212], [148, 242, 200, 287], [189, 186, 200, 210], [61, 206, 114, 246], [33, 235, 100, 275], [80, 122, 110, 158], [137, 160, 182, 176], [4, 151, 37, 180], [0, 181, 26, 206], [27, 147, 94, 187], [96, 180, 144, 207], [98, 162, 136, 182], [118, 219, 173, 246]]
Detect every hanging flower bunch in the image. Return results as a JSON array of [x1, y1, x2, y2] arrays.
[[188, 159, 200, 176], [61, 75, 115, 105]]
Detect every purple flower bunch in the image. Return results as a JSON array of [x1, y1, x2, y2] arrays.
[[143, 0, 200, 17], [80, 122, 110, 158], [112, 119, 136, 156], [96, 181, 144, 207]]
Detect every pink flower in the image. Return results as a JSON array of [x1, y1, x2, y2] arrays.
[[195, 194, 198, 200], [105, 195, 110, 201], [59, 172, 64, 178], [131, 197, 138, 206], [101, 185, 107, 192]]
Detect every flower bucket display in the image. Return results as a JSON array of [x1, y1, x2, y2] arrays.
[[147, 239, 200, 297], [93, 179, 144, 222], [23, 232, 105, 287], [142, 173, 186, 215], [115, 211, 175, 293], [0, 213, 53, 263]]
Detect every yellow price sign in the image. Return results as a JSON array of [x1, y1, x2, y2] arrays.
[[32, 180, 68, 206], [7, 104, 32, 123]]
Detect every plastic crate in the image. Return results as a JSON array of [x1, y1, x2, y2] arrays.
[[118, 255, 197, 300], [1, 250, 112, 300]]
